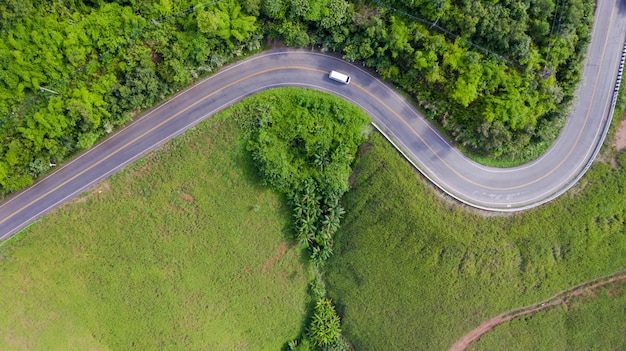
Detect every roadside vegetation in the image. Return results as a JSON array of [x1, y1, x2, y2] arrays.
[[604, 76, 626, 154], [275, 0, 593, 162], [0, 0, 264, 194], [0, 0, 592, 195], [324, 131, 626, 350], [0, 109, 310, 350]]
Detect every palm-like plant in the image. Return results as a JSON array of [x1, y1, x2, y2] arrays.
[[314, 152, 330, 171], [308, 297, 342, 347]]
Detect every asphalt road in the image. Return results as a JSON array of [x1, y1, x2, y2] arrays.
[[1, 0, 625, 240]]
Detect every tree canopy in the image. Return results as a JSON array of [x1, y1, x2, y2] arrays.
[[0, 0, 593, 194]]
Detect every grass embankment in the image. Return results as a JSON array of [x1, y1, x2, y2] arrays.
[[0, 111, 309, 350], [324, 133, 626, 350]]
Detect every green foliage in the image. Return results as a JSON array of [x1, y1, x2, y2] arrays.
[[289, 186, 345, 263], [197, 0, 257, 48], [238, 88, 367, 349], [262, 0, 287, 19], [243, 88, 368, 265], [289, 0, 350, 29], [0, 1, 148, 194], [288, 337, 313, 351], [308, 298, 342, 347], [324, 133, 626, 350], [0, 0, 34, 27], [263, 0, 592, 162], [0, 0, 263, 197], [245, 88, 368, 198], [273, 20, 311, 47]]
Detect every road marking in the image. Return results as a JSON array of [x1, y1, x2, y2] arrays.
[[0, 66, 321, 227], [519, 2, 616, 188], [353, 82, 485, 188], [354, 1, 616, 192], [0, 16, 621, 230]]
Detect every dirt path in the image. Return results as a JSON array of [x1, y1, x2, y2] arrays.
[[449, 270, 626, 351]]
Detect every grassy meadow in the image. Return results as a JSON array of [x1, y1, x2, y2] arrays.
[[471, 282, 626, 350], [324, 133, 626, 350], [0, 111, 309, 350]]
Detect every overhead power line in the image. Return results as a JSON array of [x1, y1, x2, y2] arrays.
[[2, 0, 225, 127], [544, 0, 566, 69], [371, 0, 526, 70]]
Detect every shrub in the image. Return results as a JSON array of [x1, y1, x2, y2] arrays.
[[308, 297, 342, 347]]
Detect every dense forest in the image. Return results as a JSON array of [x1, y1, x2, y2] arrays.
[[0, 0, 593, 194]]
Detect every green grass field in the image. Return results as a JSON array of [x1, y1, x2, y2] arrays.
[[324, 133, 626, 351], [0, 111, 309, 350], [470, 282, 626, 350]]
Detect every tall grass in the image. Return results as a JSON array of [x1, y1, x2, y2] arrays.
[[324, 133, 626, 350]]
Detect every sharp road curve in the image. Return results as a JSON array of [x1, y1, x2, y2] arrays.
[[1, 0, 625, 240]]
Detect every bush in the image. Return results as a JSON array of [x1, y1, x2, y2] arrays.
[[244, 88, 368, 261], [308, 297, 342, 347]]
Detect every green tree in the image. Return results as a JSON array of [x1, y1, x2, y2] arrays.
[[0, 0, 34, 27], [262, 0, 286, 19], [198, 0, 257, 48], [319, 0, 350, 29], [388, 16, 414, 59]]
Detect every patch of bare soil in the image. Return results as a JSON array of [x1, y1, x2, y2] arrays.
[[614, 117, 626, 150], [180, 192, 194, 203], [449, 270, 626, 351], [263, 243, 289, 271]]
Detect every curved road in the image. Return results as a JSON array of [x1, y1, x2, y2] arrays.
[[1, 0, 625, 240]]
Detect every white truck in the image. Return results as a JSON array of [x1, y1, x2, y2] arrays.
[[329, 70, 351, 84]]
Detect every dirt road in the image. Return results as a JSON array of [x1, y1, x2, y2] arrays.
[[449, 270, 626, 351]]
